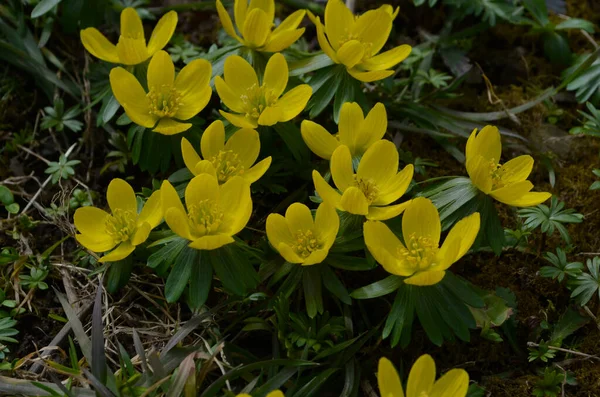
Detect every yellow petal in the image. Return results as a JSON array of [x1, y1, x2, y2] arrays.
[[219, 176, 252, 235], [378, 357, 404, 397], [338, 102, 365, 153], [116, 36, 149, 65], [147, 10, 178, 55], [182, 137, 202, 176], [99, 241, 135, 263], [404, 271, 446, 286], [216, 0, 243, 42], [138, 190, 163, 228], [301, 120, 340, 160], [378, 4, 399, 19], [76, 233, 117, 253], [352, 9, 392, 56], [244, 157, 272, 183], [496, 191, 552, 208], [278, 242, 304, 263], [324, 0, 354, 51], [489, 180, 534, 204], [243, 8, 271, 48], [439, 212, 480, 269], [165, 207, 194, 240], [361, 45, 412, 71], [200, 120, 225, 160], [257, 106, 284, 126], [314, 202, 340, 248], [315, 17, 338, 62], [347, 68, 394, 82], [429, 369, 469, 397], [120, 8, 144, 39], [223, 55, 259, 97], [356, 140, 399, 187], [337, 40, 365, 69], [147, 50, 175, 91], [363, 220, 412, 276], [466, 155, 493, 194], [473, 125, 501, 163], [285, 202, 314, 232], [188, 234, 234, 250], [225, 128, 260, 169], [498, 155, 534, 185], [273, 9, 306, 34], [465, 127, 478, 163], [402, 197, 441, 246], [80, 28, 119, 63], [174, 59, 212, 120], [273, 84, 312, 121], [406, 354, 436, 397], [367, 201, 411, 221], [248, 0, 275, 22], [340, 186, 369, 215], [330, 144, 354, 192], [266, 213, 295, 249], [220, 110, 258, 128], [153, 118, 192, 135], [264, 53, 288, 98], [131, 222, 151, 246], [160, 180, 186, 216], [266, 390, 285, 397], [374, 164, 414, 206], [186, 174, 220, 209], [74, 206, 111, 239], [233, 0, 248, 33], [262, 28, 305, 52], [303, 248, 329, 265], [355, 102, 387, 155], [312, 170, 342, 209], [109, 68, 157, 128], [195, 160, 218, 179], [107, 178, 137, 214], [215, 77, 246, 113]]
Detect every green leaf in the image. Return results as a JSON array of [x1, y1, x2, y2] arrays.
[[289, 53, 335, 76], [31, 0, 63, 18], [105, 257, 133, 293], [555, 18, 595, 33], [188, 252, 212, 310], [333, 72, 360, 123], [350, 275, 403, 299], [165, 247, 196, 303], [101, 94, 120, 125], [320, 265, 351, 305], [479, 195, 505, 255], [303, 266, 323, 318], [522, 0, 549, 26], [209, 244, 258, 296], [415, 291, 444, 346], [308, 67, 343, 118], [543, 32, 571, 65], [271, 122, 310, 164], [0, 186, 14, 205]]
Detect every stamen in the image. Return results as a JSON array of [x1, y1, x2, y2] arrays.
[[209, 150, 245, 183], [397, 233, 439, 272], [187, 200, 224, 235], [105, 209, 137, 243], [147, 85, 182, 118], [240, 83, 278, 122], [353, 176, 379, 203], [291, 229, 322, 258]]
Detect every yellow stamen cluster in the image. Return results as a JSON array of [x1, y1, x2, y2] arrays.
[[354, 177, 379, 203], [210, 150, 245, 183], [147, 85, 182, 118], [292, 229, 322, 258], [398, 233, 439, 272], [187, 200, 224, 234], [488, 159, 507, 190], [105, 209, 136, 243], [338, 33, 373, 63], [241, 84, 278, 121]]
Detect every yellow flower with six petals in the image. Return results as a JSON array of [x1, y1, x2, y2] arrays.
[[181, 120, 272, 184], [301, 102, 387, 160], [312, 140, 414, 220], [266, 202, 339, 266], [81, 8, 177, 65], [364, 197, 480, 286], [216, 0, 306, 52], [378, 355, 469, 397], [466, 125, 552, 207], [215, 53, 312, 128], [110, 50, 212, 135], [74, 179, 162, 263], [161, 174, 252, 250], [311, 0, 411, 82]]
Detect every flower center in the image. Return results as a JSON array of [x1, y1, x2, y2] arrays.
[[488, 159, 507, 190], [353, 176, 379, 204], [240, 83, 278, 122], [291, 229, 322, 258], [209, 150, 245, 183], [337, 31, 373, 63], [398, 233, 439, 272], [147, 85, 181, 118], [105, 209, 137, 243], [187, 200, 224, 235]]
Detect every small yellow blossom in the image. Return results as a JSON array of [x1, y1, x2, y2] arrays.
[[109, 50, 211, 135], [364, 197, 480, 286], [301, 102, 387, 160], [80, 8, 177, 65], [266, 202, 339, 266], [215, 53, 312, 128], [466, 125, 552, 207], [312, 140, 414, 220], [236, 391, 284, 397], [216, 0, 306, 52], [161, 174, 252, 250], [378, 355, 469, 397], [311, 0, 411, 82], [181, 120, 272, 184], [74, 179, 162, 263]]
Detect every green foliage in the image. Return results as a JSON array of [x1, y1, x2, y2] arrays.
[[69, 188, 94, 210], [0, 317, 18, 345], [19, 266, 49, 290], [517, 197, 584, 244], [45, 153, 81, 184], [0, 185, 19, 215], [571, 256, 600, 306], [540, 248, 584, 282], [41, 98, 83, 133], [532, 368, 564, 397], [563, 55, 600, 104], [570, 102, 600, 136], [415, 0, 523, 26]]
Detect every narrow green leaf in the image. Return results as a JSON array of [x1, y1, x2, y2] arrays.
[[350, 275, 403, 299], [188, 252, 212, 310], [165, 247, 196, 302], [303, 266, 323, 318], [31, 0, 62, 18]]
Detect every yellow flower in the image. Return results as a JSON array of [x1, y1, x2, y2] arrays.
[[312, 140, 414, 220], [216, 0, 306, 52], [161, 174, 252, 250], [466, 125, 552, 207], [74, 179, 162, 263], [266, 202, 339, 266], [181, 120, 272, 184], [364, 198, 480, 286], [378, 355, 469, 397], [301, 102, 387, 160], [237, 391, 284, 397], [109, 50, 211, 135], [215, 53, 312, 128], [311, 0, 411, 82], [80, 8, 177, 65]]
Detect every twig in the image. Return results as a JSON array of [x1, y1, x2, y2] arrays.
[[583, 305, 600, 332], [527, 342, 600, 361]]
